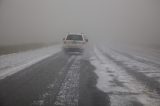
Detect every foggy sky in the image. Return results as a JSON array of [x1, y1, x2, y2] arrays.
[[0, 0, 160, 45]]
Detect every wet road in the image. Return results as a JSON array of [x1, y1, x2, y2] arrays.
[[0, 46, 160, 106]]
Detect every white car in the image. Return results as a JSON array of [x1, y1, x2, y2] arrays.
[[63, 34, 88, 53]]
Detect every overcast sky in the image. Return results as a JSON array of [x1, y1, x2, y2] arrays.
[[0, 0, 159, 45]]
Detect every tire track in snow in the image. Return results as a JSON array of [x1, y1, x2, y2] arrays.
[[100, 47, 160, 95], [113, 49, 160, 69], [54, 56, 81, 106], [112, 49, 160, 82], [90, 47, 160, 106]]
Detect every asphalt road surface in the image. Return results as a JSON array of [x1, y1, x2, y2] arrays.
[[0, 46, 160, 106]]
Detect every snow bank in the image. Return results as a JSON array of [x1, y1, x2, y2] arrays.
[[0, 45, 62, 79]]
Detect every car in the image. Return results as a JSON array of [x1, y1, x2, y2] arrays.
[[63, 33, 88, 53]]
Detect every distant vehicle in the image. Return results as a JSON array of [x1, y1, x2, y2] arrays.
[[63, 33, 88, 53]]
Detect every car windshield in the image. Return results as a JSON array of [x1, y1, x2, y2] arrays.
[[66, 35, 83, 41]]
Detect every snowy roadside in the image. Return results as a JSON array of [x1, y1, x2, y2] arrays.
[[100, 46, 160, 83], [0, 45, 62, 79], [107, 44, 160, 65], [90, 47, 160, 106]]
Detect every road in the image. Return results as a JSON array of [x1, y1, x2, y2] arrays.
[[0, 46, 160, 106]]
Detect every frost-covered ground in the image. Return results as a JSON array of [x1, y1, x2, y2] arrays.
[[90, 47, 160, 106], [0, 45, 61, 79]]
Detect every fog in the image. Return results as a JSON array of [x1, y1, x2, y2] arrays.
[[0, 0, 160, 45]]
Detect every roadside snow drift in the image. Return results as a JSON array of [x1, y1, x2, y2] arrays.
[[0, 45, 61, 79]]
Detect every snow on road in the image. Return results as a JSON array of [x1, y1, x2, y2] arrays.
[[0, 45, 61, 79], [90, 47, 160, 106], [32, 55, 76, 106], [101, 46, 160, 83], [112, 45, 160, 64], [54, 56, 81, 106]]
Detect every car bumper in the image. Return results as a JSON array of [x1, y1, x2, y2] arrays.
[[63, 47, 84, 52]]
